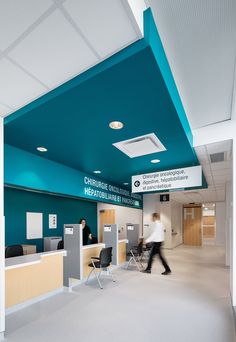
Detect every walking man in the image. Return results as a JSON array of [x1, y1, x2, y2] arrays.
[[143, 213, 171, 275]]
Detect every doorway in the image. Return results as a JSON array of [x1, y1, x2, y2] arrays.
[[99, 209, 115, 242], [183, 206, 202, 246]]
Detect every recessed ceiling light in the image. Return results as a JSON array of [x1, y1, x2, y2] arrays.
[[37, 147, 47, 152], [109, 121, 124, 130], [151, 159, 160, 163], [93, 170, 101, 174], [123, 183, 129, 185]]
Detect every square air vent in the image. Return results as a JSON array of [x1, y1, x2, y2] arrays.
[[113, 133, 166, 158], [210, 152, 225, 163]]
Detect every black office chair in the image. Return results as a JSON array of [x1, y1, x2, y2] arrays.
[[142, 242, 152, 261], [5, 245, 23, 258], [86, 247, 115, 289], [57, 240, 64, 250], [126, 241, 144, 271]]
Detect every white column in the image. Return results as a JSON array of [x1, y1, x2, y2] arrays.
[[0, 117, 5, 340], [232, 141, 236, 306]]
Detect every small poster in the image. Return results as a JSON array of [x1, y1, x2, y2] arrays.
[[49, 214, 57, 229], [104, 225, 111, 232], [65, 227, 73, 235]]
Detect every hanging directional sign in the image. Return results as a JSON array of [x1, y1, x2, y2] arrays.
[[132, 165, 202, 193]]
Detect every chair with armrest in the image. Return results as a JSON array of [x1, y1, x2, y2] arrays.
[[86, 247, 115, 289], [57, 240, 64, 250], [5, 245, 24, 258], [126, 241, 144, 271]]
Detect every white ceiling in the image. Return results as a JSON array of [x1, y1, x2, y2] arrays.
[[171, 140, 232, 204], [0, 0, 142, 117], [147, 0, 236, 129]]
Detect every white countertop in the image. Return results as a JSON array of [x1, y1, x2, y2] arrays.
[[5, 250, 67, 270], [82, 243, 105, 250]]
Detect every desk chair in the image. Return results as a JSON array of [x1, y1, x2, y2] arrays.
[[126, 241, 144, 271], [5, 245, 23, 258], [142, 242, 152, 261], [57, 240, 64, 250], [86, 247, 115, 289]]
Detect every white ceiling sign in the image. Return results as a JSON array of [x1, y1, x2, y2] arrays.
[[132, 165, 202, 193]]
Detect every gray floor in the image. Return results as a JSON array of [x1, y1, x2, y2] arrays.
[[5, 245, 236, 342]]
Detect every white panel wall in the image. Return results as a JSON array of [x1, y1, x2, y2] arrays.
[[171, 200, 183, 247], [143, 194, 160, 238], [215, 202, 226, 246], [160, 202, 172, 248], [225, 182, 233, 267], [0, 117, 5, 338], [97, 203, 142, 240]]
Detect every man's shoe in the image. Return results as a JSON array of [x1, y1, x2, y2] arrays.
[[161, 270, 171, 275], [142, 269, 151, 273]]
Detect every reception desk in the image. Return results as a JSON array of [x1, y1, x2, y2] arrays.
[[5, 250, 66, 309]]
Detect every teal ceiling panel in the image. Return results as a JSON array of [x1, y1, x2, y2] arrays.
[[4, 9, 207, 192]]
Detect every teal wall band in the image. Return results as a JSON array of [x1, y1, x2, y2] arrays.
[[4, 144, 143, 209]]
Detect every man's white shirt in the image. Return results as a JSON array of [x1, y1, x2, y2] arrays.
[[146, 221, 165, 243]]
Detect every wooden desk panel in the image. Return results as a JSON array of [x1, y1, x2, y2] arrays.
[[118, 241, 126, 264], [6, 253, 63, 308]]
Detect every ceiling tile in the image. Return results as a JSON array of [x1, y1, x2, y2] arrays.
[[0, 103, 12, 117], [197, 155, 210, 165], [206, 140, 232, 155], [0, 58, 46, 109], [9, 9, 98, 88], [212, 168, 232, 176], [0, 0, 53, 51], [211, 160, 232, 170], [148, 0, 236, 128], [63, 0, 139, 58], [194, 145, 206, 155]]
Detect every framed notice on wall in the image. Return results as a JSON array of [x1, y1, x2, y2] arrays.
[[26, 212, 43, 239], [49, 214, 57, 229]]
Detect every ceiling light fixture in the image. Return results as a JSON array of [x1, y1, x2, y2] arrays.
[[37, 147, 47, 152], [123, 183, 129, 186], [109, 121, 124, 130], [93, 170, 101, 174], [151, 159, 160, 163]]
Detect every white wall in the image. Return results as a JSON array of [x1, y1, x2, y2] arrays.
[[160, 201, 172, 248], [225, 182, 232, 267], [97, 203, 143, 240], [215, 202, 226, 246], [171, 200, 183, 247], [0, 117, 5, 338], [143, 194, 160, 237]]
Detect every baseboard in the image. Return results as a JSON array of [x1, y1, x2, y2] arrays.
[[6, 288, 64, 315]]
